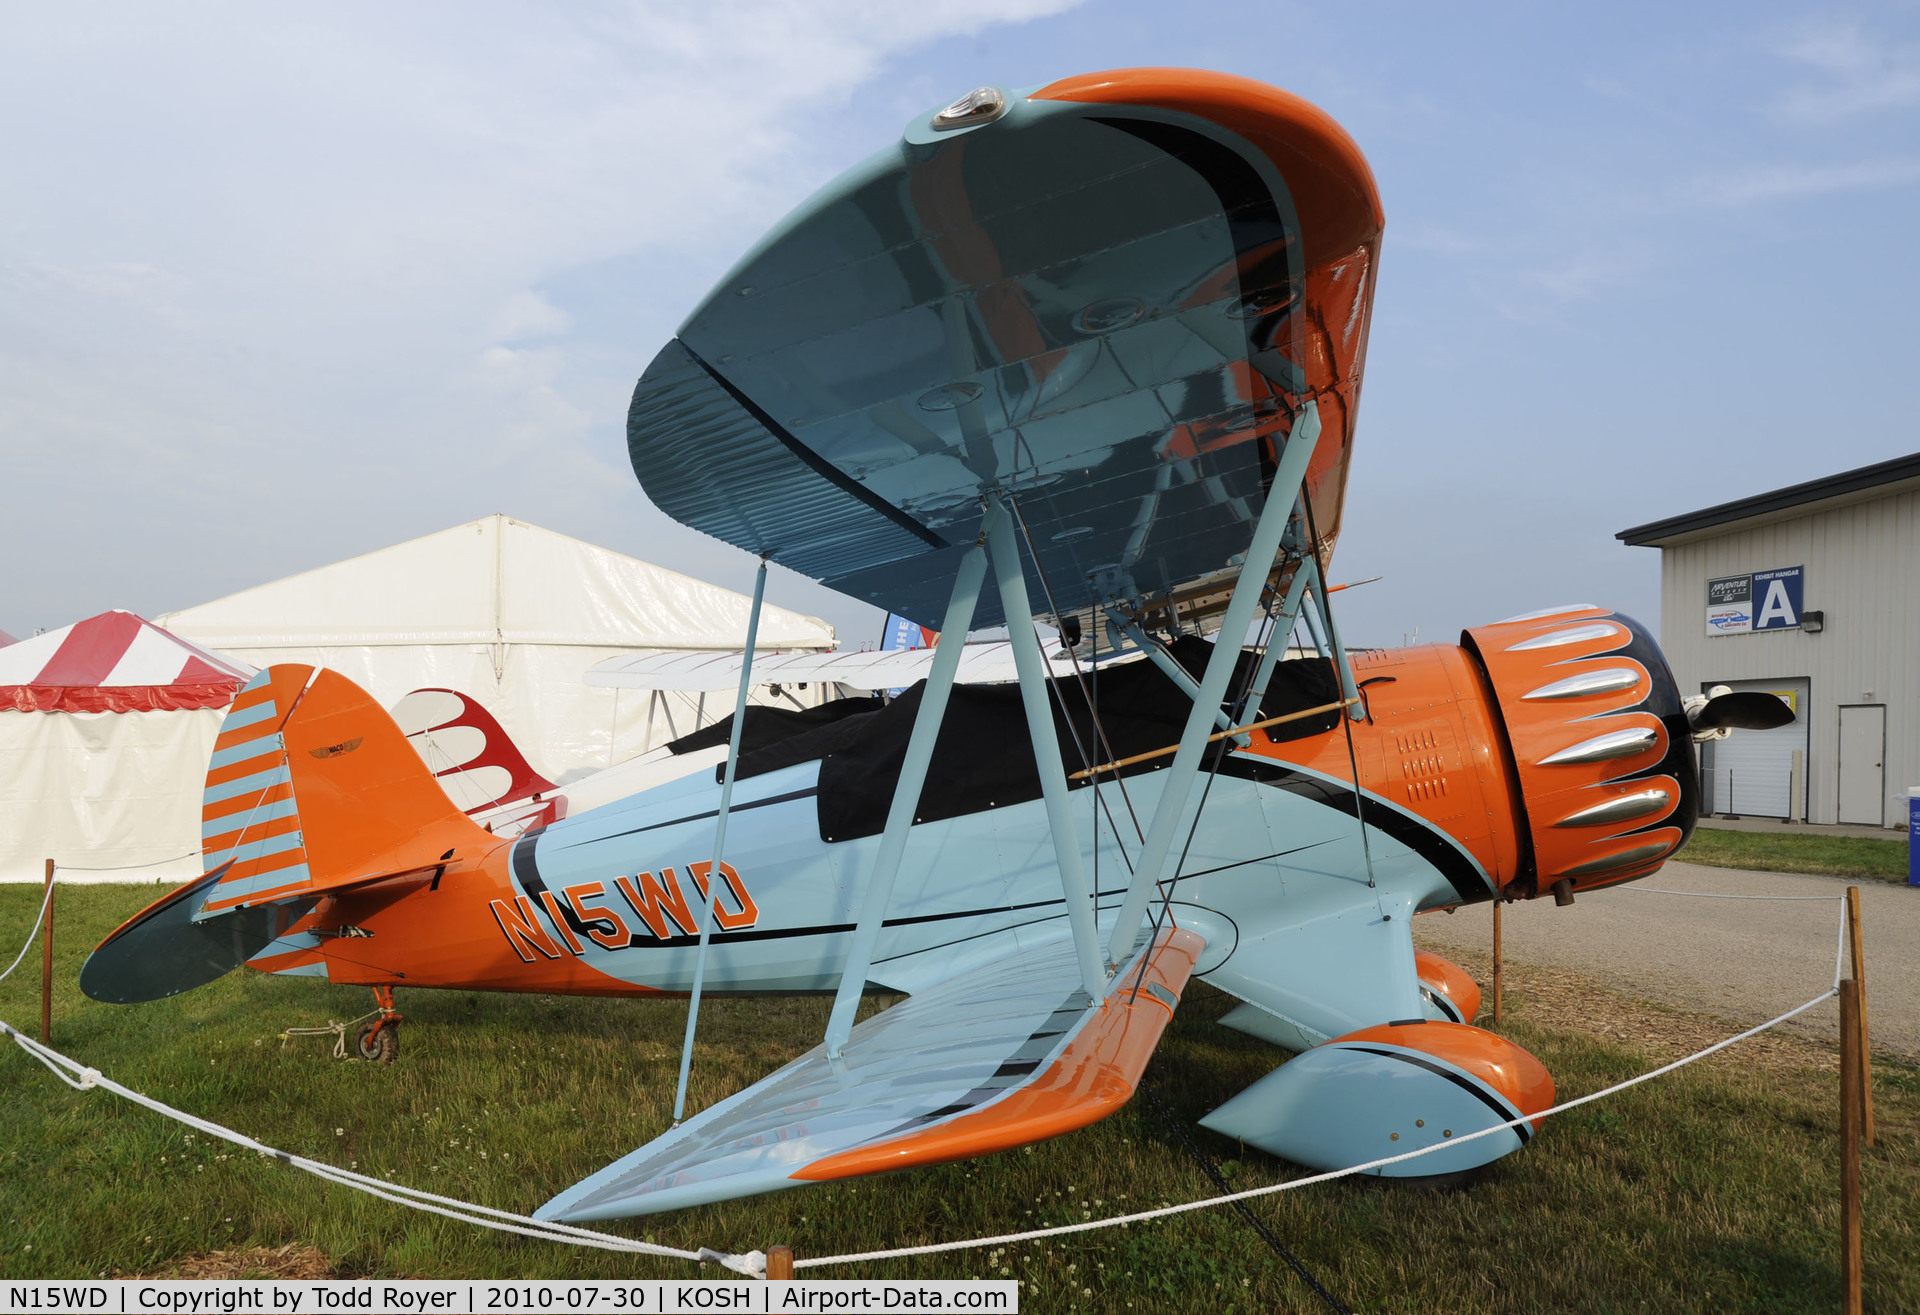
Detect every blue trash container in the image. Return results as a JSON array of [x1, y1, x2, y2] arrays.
[[1910, 788, 1919, 886]]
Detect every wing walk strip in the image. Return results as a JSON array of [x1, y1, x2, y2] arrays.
[[534, 926, 1204, 1220]]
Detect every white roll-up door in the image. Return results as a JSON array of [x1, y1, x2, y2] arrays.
[[1702, 678, 1809, 819]]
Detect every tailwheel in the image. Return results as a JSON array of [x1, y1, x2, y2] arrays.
[[357, 984, 403, 1064], [355, 1020, 399, 1064]]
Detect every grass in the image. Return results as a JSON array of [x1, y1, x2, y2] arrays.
[[3, 885, 1917, 1312], [1677, 826, 1911, 883]]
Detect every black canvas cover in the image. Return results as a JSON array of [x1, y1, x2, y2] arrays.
[[667, 696, 885, 762], [812, 643, 1342, 843]]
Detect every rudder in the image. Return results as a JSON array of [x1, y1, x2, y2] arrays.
[[197, 664, 495, 917]]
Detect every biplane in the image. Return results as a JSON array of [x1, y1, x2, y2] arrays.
[[83, 69, 1790, 1220]]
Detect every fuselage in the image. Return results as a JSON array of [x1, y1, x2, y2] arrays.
[[261, 607, 1698, 1048]]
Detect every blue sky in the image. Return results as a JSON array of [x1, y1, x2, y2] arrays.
[[3, 2, 1916, 649]]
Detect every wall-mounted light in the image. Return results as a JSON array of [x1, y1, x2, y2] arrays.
[[1801, 610, 1824, 634]]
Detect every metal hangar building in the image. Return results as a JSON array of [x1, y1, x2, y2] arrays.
[[1618, 451, 1918, 830]]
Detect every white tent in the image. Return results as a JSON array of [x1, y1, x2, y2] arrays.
[[0, 611, 252, 883], [155, 515, 838, 782]]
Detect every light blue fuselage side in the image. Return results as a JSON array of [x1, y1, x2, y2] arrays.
[[500, 753, 1488, 1044]]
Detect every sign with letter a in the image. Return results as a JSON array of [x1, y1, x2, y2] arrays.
[[1751, 566, 1803, 630], [1706, 567, 1803, 635]]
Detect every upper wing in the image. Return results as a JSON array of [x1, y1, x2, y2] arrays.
[[536, 925, 1204, 1221], [585, 642, 1142, 693], [624, 70, 1380, 632]]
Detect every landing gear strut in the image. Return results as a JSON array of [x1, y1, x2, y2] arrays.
[[355, 985, 402, 1064]]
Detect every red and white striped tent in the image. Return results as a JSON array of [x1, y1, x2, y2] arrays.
[[1, 611, 253, 882], [0, 611, 249, 712]]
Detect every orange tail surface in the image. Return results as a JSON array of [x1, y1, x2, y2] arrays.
[[196, 665, 496, 917]]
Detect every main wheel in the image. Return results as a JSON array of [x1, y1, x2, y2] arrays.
[[355, 1020, 399, 1064]]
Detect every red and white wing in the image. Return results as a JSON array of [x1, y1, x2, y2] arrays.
[[390, 688, 559, 821]]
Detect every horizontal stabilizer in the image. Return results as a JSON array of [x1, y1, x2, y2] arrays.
[[537, 926, 1204, 1221], [80, 871, 306, 1003]]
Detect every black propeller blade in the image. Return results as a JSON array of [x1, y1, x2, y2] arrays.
[[1688, 690, 1796, 733]]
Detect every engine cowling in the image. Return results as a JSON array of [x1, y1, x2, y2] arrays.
[[1463, 606, 1699, 898], [1248, 604, 1698, 901]]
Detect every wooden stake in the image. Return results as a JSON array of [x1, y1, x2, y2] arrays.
[[1491, 901, 1504, 1026], [766, 1245, 794, 1280], [1840, 979, 1863, 1315], [1846, 886, 1874, 1147], [40, 858, 54, 1045]]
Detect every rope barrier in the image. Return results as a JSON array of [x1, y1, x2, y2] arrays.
[[1622, 887, 1846, 901], [794, 984, 1842, 1270], [0, 877, 54, 984], [0, 1019, 760, 1273], [34, 853, 201, 873], [0, 879, 1855, 1281], [789, 893, 1853, 1271]]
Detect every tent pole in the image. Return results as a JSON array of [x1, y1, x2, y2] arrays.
[[671, 556, 769, 1124], [824, 533, 990, 1058], [1105, 402, 1321, 966], [986, 493, 1107, 1002]]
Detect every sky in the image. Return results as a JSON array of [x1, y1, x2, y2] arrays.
[[3, 1, 1917, 650]]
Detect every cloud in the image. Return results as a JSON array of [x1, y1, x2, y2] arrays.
[[1772, 23, 1920, 122], [1686, 156, 1920, 205], [0, 1, 1082, 633]]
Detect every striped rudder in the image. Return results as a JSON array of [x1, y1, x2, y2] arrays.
[[197, 666, 315, 916], [194, 664, 493, 920]]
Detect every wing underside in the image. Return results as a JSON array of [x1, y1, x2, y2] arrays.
[[537, 926, 1204, 1221]]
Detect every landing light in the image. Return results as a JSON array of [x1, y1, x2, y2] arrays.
[[932, 87, 1007, 131]]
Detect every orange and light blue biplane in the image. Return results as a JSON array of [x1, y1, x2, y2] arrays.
[[83, 69, 1789, 1221]]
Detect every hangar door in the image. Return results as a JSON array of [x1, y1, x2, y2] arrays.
[[1837, 705, 1886, 826], [1701, 678, 1808, 819]]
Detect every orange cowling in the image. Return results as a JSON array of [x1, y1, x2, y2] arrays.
[[1241, 606, 1698, 901], [1463, 607, 1698, 898], [1246, 641, 1529, 895]]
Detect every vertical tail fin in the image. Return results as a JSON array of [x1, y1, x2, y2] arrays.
[[196, 665, 495, 918]]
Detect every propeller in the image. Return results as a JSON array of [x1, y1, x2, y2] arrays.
[[1684, 686, 1796, 740]]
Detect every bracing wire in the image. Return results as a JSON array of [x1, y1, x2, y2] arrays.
[[1300, 488, 1376, 888]]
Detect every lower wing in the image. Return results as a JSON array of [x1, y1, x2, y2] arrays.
[[537, 925, 1204, 1221]]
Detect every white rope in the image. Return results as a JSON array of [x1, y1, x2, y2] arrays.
[[0, 874, 1856, 1280], [795, 985, 1841, 1269], [792, 895, 1856, 1271], [0, 1019, 762, 1274], [44, 852, 201, 872], [1622, 887, 1846, 902], [0, 876, 54, 983]]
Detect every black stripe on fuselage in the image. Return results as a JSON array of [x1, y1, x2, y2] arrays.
[[1215, 756, 1494, 904], [1342, 1043, 1532, 1145]]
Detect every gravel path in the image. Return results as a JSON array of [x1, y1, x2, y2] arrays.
[[1414, 861, 1920, 1054]]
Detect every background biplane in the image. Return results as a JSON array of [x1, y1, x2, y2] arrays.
[[83, 68, 1789, 1220]]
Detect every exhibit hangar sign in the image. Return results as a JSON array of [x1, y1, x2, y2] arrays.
[[1706, 566, 1803, 635]]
